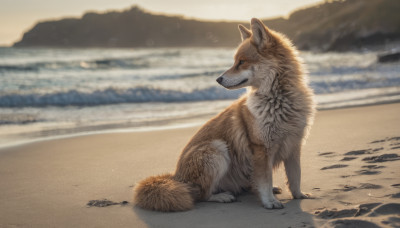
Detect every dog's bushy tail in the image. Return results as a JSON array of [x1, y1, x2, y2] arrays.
[[133, 173, 194, 212]]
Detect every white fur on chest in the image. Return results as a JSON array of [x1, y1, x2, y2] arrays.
[[246, 91, 292, 148]]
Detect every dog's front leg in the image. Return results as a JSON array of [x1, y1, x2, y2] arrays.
[[284, 144, 311, 199], [252, 145, 283, 209]]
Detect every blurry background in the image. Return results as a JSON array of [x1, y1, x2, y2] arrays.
[[1, 0, 324, 46], [1, 0, 400, 147]]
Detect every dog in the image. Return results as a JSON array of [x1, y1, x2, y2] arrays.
[[133, 18, 315, 211]]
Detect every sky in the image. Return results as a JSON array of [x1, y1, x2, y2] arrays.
[[0, 0, 322, 46]]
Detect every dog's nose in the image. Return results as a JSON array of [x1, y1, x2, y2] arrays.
[[216, 77, 223, 84]]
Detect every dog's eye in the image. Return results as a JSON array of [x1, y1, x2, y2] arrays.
[[235, 60, 245, 70], [237, 60, 245, 69]]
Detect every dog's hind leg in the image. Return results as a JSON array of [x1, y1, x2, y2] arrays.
[[175, 140, 234, 202], [205, 140, 236, 203]]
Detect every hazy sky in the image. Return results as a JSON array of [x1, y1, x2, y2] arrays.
[[1, 0, 322, 46]]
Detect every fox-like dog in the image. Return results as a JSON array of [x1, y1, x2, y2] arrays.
[[133, 18, 315, 211]]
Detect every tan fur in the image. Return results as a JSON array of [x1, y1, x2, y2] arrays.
[[134, 18, 316, 211], [133, 174, 194, 212]]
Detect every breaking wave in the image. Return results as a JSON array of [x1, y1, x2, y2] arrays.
[[310, 76, 400, 94], [0, 86, 246, 107], [0, 58, 148, 72], [0, 50, 183, 72], [1, 75, 400, 107]]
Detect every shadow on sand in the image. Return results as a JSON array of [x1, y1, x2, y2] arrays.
[[133, 192, 315, 228]]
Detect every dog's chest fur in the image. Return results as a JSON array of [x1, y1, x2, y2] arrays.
[[246, 86, 297, 149]]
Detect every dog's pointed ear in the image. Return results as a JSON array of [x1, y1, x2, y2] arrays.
[[250, 18, 272, 50], [238, 24, 251, 41]]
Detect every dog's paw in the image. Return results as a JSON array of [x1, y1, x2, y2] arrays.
[[293, 192, 313, 199], [262, 198, 284, 209], [208, 192, 236, 203]]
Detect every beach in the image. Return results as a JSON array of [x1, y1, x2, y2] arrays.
[[0, 102, 399, 228]]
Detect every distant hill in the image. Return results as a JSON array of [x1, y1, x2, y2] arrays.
[[280, 0, 400, 51], [13, 0, 400, 51]]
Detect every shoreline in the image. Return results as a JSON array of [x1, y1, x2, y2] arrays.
[[1, 100, 400, 150], [0, 121, 205, 151]]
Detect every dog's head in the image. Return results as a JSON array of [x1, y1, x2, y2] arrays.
[[216, 18, 291, 90]]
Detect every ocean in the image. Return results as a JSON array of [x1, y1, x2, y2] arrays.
[[1, 47, 400, 147]]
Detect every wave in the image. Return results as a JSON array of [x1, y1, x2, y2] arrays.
[[1, 74, 400, 107], [0, 50, 182, 72], [151, 70, 224, 80], [0, 65, 39, 71], [311, 76, 400, 94], [0, 113, 39, 124], [0, 58, 149, 72], [0, 86, 246, 107]]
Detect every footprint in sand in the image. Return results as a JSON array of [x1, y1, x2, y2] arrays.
[[340, 148, 385, 164], [355, 170, 381, 175], [318, 152, 336, 157], [359, 183, 382, 189], [361, 165, 385, 169], [391, 183, 400, 188], [370, 136, 400, 144], [334, 185, 357, 192], [338, 201, 352, 206], [372, 147, 384, 152], [389, 192, 400, 198], [368, 203, 400, 217], [370, 139, 386, 144], [344, 149, 372, 156], [362, 154, 400, 163], [86, 199, 129, 207], [341, 156, 357, 161], [315, 208, 360, 219], [321, 164, 348, 170], [382, 217, 400, 227], [327, 219, 380, 228], [335, 183, 382, 192], [388, 136, 400, 142], [355, 165, 385, 175], [340, 175, 357, 178], [316, 203, 400, 227], [315, 203, 381, 219]]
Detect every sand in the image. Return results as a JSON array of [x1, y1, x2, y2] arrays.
[[0, 103, 399, 228]]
